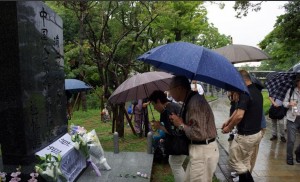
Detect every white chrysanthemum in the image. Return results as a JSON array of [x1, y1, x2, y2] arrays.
[[74, 142, 80, 150]]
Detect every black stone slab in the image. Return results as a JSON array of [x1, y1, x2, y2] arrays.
[[0, 1, 67, 165]]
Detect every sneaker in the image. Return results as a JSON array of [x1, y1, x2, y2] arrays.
[[231, 171, 238, 178], [270, 135, 278, 141], [287, 158, 294, 165], [232, 176, 239, 182], [295, 151, 300, 163], [280, 136, 286, 142]]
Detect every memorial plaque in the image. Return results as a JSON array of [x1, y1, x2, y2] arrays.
[[36, 133, 87, 182], [0, 1, 67, 165]]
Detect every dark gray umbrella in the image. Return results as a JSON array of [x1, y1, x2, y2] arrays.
[[214, 44, 271, 64], [108, 71, 174, 104]]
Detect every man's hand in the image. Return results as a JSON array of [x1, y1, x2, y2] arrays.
[[169, 113, 183, 127], [222, 121, 228, 130], [222, 126, 232, 134]]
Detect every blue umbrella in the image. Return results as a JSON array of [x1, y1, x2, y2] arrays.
[[137, 42, 249, 94], [65, 79, 92, 93]]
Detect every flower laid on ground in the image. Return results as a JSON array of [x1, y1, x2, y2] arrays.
[[27, 172, 39, 182], [35, 153, 67, 182], [86, 129, 111, 170], [10, 171, 21, 182], [0, 172, 7, 182]]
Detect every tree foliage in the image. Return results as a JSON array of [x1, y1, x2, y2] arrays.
[[45, 1, 231, 105], [258, 1, 300, 71]]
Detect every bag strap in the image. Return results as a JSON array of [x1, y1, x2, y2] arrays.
[[289, 87, 295, 102], [182, 91, 197, 122]]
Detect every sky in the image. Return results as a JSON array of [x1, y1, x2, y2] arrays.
[[204, 1, 287, 66]]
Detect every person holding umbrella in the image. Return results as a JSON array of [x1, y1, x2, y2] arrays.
[[168, 75, 219, 182], [268, 96, 286, 142], [282, 74, 300, 165]]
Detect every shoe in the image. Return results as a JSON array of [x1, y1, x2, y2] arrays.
[[295, 151, 300, 163], [270, 135, 278, 141], [280, 136, 286, 142], [287, 158, 294, 165], [239, 171, 254, 182], [228, 134, 234, 141], [232, 176, 239, 182], [231, 171, 238, 178]]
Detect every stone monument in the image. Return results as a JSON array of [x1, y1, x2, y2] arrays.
[[0, 1, 67, 165]]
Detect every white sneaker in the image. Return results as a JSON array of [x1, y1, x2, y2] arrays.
[[231, 171, 238, 178], [232, 176, 239, 182]]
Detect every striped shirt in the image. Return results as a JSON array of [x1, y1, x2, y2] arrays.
[[183, 94, 217, 141]]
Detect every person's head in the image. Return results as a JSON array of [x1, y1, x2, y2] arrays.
[[239, 70, 252, 86], [169, 75, 191, 102], [149, 90, 169, 113], [294, 74, 300, 88]]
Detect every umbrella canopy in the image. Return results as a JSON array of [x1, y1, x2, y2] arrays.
[[265, 72, 298, 101], [266, 71, 278, 81], [214, 44, 270, 64], [137, 41, 249, 94], [65, 79, 92, 93], [250, 74, 264, 91], [108, 71, 174, 104]]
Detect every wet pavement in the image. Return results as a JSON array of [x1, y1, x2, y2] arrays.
[[211, 95, 300, 182]]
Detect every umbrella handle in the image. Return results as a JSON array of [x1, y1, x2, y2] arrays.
[[149, 104, 155, 121]]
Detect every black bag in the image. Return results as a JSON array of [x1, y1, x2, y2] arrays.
[[164, 133, 189, 155], [153, 142, 169, 163], [269, 105, 286, 120]]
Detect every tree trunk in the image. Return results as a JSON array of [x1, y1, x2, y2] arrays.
[[81, 92, 87, 111]]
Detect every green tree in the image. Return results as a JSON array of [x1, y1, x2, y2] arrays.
[[258, 1, 299, 71]]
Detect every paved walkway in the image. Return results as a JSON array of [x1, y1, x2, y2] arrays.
[[211, 95, 300, 182]]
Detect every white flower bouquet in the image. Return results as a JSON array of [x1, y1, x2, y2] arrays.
[[69, 124, 89, 158], [86, 129, 111, 171]]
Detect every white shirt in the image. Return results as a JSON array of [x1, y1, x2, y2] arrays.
[[190, 83, 204, 95]]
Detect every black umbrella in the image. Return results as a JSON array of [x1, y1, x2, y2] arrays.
[[265, 72, 298, 101]]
